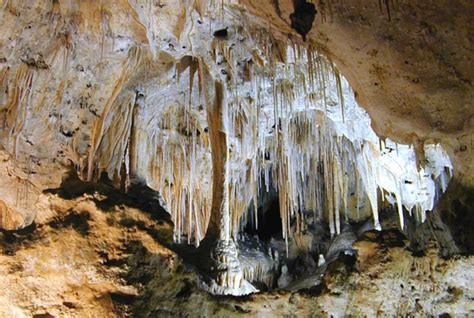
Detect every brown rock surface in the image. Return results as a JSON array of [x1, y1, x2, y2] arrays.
[[0, 199, 24, 230], [0, 180, 472, 316]]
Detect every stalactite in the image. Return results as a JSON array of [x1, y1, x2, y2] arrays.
[[86, 46, 143, 181], [70, 2, 453, 252], [96, 91, 136, 183], [4, 64, 34, 159]]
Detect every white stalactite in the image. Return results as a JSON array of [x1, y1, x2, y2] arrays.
[[80, 2, 452, 250]]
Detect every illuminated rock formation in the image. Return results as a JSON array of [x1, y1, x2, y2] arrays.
[[0, 0, 471, 304]]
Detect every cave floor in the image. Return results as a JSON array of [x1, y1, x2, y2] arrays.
[[1, 183, 473, 317]]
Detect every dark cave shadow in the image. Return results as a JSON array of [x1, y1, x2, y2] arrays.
[[42, 168, 175, 247], [0, 222, 41, 256], [40, 169, 227, 267], [41, 169, 213, 275], [34, 168, 474, 300], [44, 168, 171, 221]]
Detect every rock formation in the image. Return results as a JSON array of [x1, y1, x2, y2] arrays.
[[0, 0, 473, 315]]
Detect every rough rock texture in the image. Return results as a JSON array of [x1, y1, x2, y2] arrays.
[[0, 183, 473, 317], [431, 180, 474, 254], [0, 198, 24, 230]]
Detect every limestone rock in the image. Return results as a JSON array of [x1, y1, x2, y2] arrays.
[[0, 199, 24, 230]]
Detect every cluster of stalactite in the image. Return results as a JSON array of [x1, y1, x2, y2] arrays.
[[145, 103, 213, 244], [85, 13, 451, 250], [0, 0, 453, 252]]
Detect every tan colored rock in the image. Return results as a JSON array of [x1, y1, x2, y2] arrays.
[[0, 199, 24, 230]]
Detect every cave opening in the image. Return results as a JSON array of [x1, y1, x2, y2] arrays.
[[244, 195, 283, 242]]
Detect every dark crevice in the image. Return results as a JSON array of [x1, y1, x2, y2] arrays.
[[290, 0, 317, 41], [0, 222, 41, 256], [43, 168, 171, 223], [244, 196, 282, 241], [213, 28, 228, 38], [49, 210, 90, 235]]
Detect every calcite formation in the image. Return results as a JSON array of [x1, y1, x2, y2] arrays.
[[0, 0, 469, 297]]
